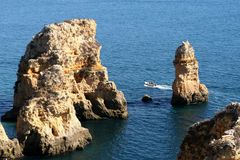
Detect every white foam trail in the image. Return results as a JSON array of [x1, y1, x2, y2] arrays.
[[155, 85, 172, 90]]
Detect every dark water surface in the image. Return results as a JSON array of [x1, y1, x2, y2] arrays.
[[0, 0, 240, 159]]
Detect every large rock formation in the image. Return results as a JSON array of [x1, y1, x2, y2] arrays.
[[0, 19, 128, 156], [0, 123, 23, 159], [171, 41, 208, 105], [2, 19, 128, 122], [178, 102, 240, 160]]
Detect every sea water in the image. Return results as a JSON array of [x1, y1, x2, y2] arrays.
[[0, 0, 240, 159]]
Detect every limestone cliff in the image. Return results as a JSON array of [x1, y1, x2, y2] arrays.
[[171, 41, 208, 105], [178, 102, 240, 160], [2, 19, 128, 122], [0, 123, 23, 159]]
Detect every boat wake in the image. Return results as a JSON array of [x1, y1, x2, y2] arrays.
[[155, 84, 172, 90], [144, 82, 172, 90]]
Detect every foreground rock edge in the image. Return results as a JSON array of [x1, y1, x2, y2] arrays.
[[178, 102, 240, 160]]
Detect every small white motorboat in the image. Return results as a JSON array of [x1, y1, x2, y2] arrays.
[[144, 81, 173, 90], [144, 81, 158, 88]]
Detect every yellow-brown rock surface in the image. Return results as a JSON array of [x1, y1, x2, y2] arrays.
[[2, 19, 128, 122], [171, 41, 208, 105], [178, 102, 240, 160], [0, 123, 23, 159], [16, 65, 92, 155], [0, 19, 128, 156]]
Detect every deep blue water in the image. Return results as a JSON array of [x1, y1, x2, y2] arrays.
[[0, 0, 240, 159]]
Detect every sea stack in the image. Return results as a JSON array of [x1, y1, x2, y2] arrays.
[[2, 19, 128, 122], [171, 41, 208, 105], [0, 19, 128, 156], [178, 102, 240, 160], [0, 124, 23, 159]]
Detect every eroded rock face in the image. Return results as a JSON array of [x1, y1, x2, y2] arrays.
[[17, 94, 92, 156], [0, 19, 128, 156], [171, 41, 208, 105], [0, 123, 23, 159], [2, 19, 127, 122], [16, 65, 92, 155], [178, 102, 240, 160]]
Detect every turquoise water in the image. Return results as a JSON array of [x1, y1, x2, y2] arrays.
[[0, 0, 240, 159]]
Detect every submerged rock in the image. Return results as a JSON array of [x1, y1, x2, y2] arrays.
[[2, 19, 128, 122], [178, 102, 240, 160], [142, 94, 152, 102], [171, 41, 208, 105], [0, 123, 23, 159]]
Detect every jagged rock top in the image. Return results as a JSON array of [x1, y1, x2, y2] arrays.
[[22, 19, 101, 78], [176, 41, 195, 56], [174, 41, 196, 62], [25, 19, 97, 60]]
